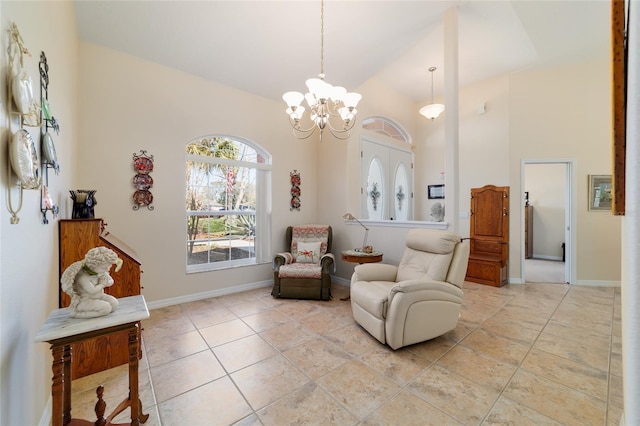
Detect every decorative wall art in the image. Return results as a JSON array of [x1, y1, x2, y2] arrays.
[[396, 185, 405, 211], [290, 170, 300, 211], [370, 182, 380, 211], [39, 51, 60, 224], [588, 175, 612, 211], [6, 22, 35, 224], [132, 150, 154, 210], [428, 184, 445, 199]]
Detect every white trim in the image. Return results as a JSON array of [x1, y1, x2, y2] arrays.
[[344, 219, 448, 230], [573, 280, 621, 288], [332, 275, 351, 286], [520, 159, 576, 285], [146, 280, 273, 310], [531, 254, 563, 262]]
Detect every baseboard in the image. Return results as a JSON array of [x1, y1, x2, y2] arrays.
[[507, 277, 620, 287], [146, 280, 272, 310], [332, 275, 351, 286], [38, 396, 51, 426], [573, 280, 621, 288], [530, 255, 563, 261]]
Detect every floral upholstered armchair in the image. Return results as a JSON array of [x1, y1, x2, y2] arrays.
[[271, 225, 335, 300]]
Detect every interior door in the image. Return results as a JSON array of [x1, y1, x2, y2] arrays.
[[361, 138, 413, 220]]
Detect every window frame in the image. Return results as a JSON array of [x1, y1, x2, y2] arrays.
[[185, 136, 271, 273]]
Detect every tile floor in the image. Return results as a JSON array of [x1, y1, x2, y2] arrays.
[[71, 281, 623, 425]]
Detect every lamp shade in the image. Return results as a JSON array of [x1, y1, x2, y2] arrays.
[[283, 91, 304, 108], [419, 103, 445, 120]]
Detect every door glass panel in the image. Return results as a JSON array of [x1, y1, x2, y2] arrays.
[[394, 163, 408, 221], [367, 158, 384, 219]]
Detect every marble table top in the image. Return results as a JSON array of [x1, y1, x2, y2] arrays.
[[341, 249, 383, 257], [35, 295, 149, 343]]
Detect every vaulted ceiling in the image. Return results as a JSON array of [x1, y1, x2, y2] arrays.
[[74, 1, 610, 104]]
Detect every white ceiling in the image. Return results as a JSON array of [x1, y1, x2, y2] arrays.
[[73, 0, 610, 104]]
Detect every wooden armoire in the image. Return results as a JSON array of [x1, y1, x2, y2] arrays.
[[465, 185, 509, 287], [59, 218, 143, 379]]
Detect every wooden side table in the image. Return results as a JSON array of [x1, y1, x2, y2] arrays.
[[341, 250, 383, 264], [341, 250, 383, 300], [35, 295, 150, 426]]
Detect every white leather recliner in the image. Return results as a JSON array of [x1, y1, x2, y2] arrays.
[[350, 229, 470, 350]]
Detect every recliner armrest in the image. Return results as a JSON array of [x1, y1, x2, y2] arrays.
[[352, 263, 398, 284], [320, 253, 336, 273], [388, 279, 464, 306], [273, 252, 293, 270], [390, 279, 463, 296]]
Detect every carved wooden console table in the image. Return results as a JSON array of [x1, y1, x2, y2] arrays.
[[35, 295, 150, 426]]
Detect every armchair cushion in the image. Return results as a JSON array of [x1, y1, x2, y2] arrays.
[[295, 241, 322, 263], [290, 225, 330, 257], [397, 230, 460, 283], [278, 263, 323, 279]]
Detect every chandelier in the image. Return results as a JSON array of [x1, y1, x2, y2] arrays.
[[282, 0, 362, 141], [419, 66, 445, 120]]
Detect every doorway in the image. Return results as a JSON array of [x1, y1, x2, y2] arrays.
[[521, 160, 575, 284]]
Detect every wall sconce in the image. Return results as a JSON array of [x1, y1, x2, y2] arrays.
[[343, 213, 369, 251]]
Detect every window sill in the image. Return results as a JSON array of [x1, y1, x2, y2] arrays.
[[344, 219, 448, 230]]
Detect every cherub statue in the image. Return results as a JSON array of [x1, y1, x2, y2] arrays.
[[61, 246, 123, 318], [431, 202, 445, 222]]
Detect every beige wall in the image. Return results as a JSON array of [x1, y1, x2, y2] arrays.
[[416, 73, 511, 231], [77, 43, 320, 303], [0, 2, 79, 424], [510, 58, 621, 284]]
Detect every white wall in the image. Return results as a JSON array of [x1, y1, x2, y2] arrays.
[[0, 2, 79, 424], [77, 43, 319, 303]]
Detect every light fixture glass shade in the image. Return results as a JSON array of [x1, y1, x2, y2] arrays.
[[343, 92, 362, 108], [419, 103, 445, 120], [283, 91, 304, 107], [330, 86, 346, 102], [306, 78, 332, 100]]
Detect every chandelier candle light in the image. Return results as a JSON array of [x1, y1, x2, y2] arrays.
[[419, 66, 445, 120], [283, 0, 362, 141]]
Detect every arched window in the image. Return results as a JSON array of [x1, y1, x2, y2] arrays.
[[362, 116, 411, 144], [185, 136, 271, 272]]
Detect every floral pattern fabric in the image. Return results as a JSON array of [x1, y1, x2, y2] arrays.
[[278, 263, 322, 279], [290, 225, 330, 259]]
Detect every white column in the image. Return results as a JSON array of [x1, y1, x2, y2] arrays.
[[443, 7, 459, 233], [623, 3, 640, 423]]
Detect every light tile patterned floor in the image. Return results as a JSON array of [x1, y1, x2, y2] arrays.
[[71, 281, 623, 425]]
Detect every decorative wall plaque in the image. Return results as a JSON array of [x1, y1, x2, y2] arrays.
[[132, 150, 154, 210]]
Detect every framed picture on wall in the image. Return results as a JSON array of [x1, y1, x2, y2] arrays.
[[588, 175, 612, 211], [428, 184, 445, 199]]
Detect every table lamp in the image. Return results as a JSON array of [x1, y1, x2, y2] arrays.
[[343, 213, 369, 251]]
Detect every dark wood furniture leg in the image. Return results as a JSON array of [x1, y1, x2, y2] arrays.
[[51, 344, 64, 426]]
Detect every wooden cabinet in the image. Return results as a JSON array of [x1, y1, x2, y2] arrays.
[[524, 205, 533, 259], [465, 185, 509, 287], [58, 219, 142, 379]]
